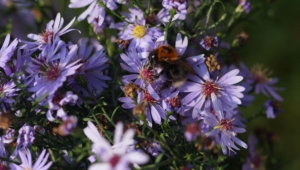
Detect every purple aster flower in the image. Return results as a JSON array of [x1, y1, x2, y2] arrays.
[[161, 90, 184, 114], [240, 82, 255, 106], [240, 62, 283, 101], [21, 13, 78, 51], [180, 65, 245, 118], [3, 49, 30, 79], [71, 38, 111, 96], [239, 0, 251, 13], [201, 109, 247, 155], [46, 91, 79, 121], [184, 123, 201, 142], [231, 109, 246, 128], [34, 125, 45, 135], [55, 115, 78, 136], [10, 149, 53, 170], [156, 9, 170, 24], [119, 85, 167, 127], [212, 64, 254, 107], [10, 123, 35, 159], [117, 8, 163, 49], [84, 121, 149, 170], [69, 0, 117, 15], [0, 163, 6, 170], [120, 51, 154, 87], [162, 0, 188, 21], [0, 149, 7, 170], [0, 80, 18, 112], [242, 134, 264, 170], [200, 36, 218, 51], [92, 16, 114, 35], [114, 0, 129, 4], [0, 34, 18, 68], [264, 100, 282, 119], [1, 128, 15, 144], [24, 40, 67, 87], [142, 141, 164, 157], [16, 124, 35, 148], [69, 0, 106, 25], [27, 45, 82, 100], [69, 0, 121, 32], [0, 140, 8, 168]]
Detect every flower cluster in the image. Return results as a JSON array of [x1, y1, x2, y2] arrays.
[[0, 0, 285, 169], [0, 10, 111, 170]]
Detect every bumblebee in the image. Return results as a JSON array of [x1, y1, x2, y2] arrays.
[[148, 45, 196, 91]]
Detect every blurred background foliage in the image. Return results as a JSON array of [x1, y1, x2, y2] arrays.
[[0, 0, 299, 169], [236, 0, 300, 169]]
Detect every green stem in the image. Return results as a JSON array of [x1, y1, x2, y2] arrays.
[[0, 156, 19, 164], [92, 113, 113, 143], [62, 0, 68, 17], [164, 12, 175, 38], [98, 1, 132, 24], [205, 0, 218, 29], [247, 108, 265, 122]]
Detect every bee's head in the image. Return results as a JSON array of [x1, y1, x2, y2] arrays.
[[147, 50, 158, 67]]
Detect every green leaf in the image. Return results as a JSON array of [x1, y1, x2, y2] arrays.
[[155, 153, 164, 164], [83, 118, 94, 122], [111, 106, 120, 119]]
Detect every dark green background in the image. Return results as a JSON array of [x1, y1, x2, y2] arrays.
[[2, 0, 299, 169], [238, 0, 300, 169]]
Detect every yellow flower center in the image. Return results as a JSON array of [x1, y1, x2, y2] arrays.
[[132, 25, 147, 38], [251, 64, 271, 83]]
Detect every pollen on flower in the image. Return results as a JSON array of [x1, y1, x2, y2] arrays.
[[46, 65, 61, 81], [0, 163, 7, 170], [116, 39, 130, 49], [109, 155, 121, 167], [251, 64, 271, 83], [251, 154, 262, 169], [209, 107, 216, 116], [205, 54, 221, 72], [0, 85, 3, 94], [133, 103, 146, 116], [201, 36, 218, 50], [145, 13, 157, 25], [132, 25, 147, 38], [52, 93, 64, 106], [202, 136, 215, 150], [75, 59, 85, 73], [186, 123, 199, 134], [56, 117, 77, 136], [123, 83, 141, 99], [0, 113, 14, 135], [41, 30, 54, 44], [270, 100, 280, 111], [219, 119, 232, 131], [143, 91, 156, 103], [203, 81, 219, 97], [140, 67, 154, 82], [166, 96, 181, 108]]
